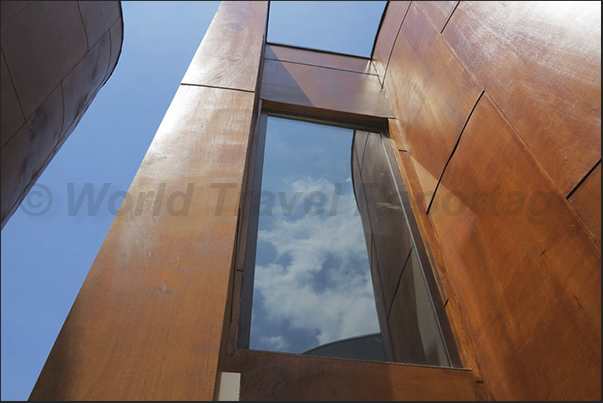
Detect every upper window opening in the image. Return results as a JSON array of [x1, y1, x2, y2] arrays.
[[237, 113, 462, 367], [267, 1, 387, 58]]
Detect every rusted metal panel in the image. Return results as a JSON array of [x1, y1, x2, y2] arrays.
[[1, 1, 123, 229], [372, 1, 410, 81], [265, 44, 375, 74], [1, 84, 64, 227], [181, 1, 268, 91], [225, 349, 479, 401], [0, 1, 87, 117], [384, 3, 483, 212], [569, 162, 601, 243], [414, 1, 459, 32], [430, 95, 601, 401], [0, 1, 35, 24], [261, 59, 393, 118], [78, 1, 121, 48], [0, 48, 25, 146], [444, 1, 601, 195], [29, 85, 257, 401], [105, 20, 123, 82], [61, 30, 111, 130]]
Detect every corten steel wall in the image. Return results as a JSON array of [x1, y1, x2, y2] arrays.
[[27, 1, 601, 401], [223, 23, 485, 403], [29, 2, 486, 400], [1, 1, 123, 229], [373, 1, 601, 400], [29, 2, 268, 400]]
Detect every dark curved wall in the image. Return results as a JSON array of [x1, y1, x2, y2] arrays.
[[1, 1, 123, 229]]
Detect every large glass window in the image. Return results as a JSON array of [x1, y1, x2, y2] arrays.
[[238, 113, 461, 366]]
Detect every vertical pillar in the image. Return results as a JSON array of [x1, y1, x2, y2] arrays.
[[29, 2, 268, 400]]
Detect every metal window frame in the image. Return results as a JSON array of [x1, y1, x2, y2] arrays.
[[232, 108, 462, 368]]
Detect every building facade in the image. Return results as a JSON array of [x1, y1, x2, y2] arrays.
[[1, 1, 123, 229], [30, 1, 600, 400]]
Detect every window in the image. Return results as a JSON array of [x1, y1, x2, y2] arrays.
[[236, 112, 461, 367]]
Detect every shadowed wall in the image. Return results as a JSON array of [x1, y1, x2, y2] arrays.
[[1, 1, 123, 229]]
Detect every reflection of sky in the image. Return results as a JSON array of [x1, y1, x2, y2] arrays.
[[250, 117, 380, 354]]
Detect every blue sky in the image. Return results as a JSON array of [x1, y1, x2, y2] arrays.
[[0, 1, 385, 400]]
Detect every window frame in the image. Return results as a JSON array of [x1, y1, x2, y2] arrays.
[[231, 108, 462, 368]]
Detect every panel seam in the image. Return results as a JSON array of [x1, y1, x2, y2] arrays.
[[381, 1, 413, 88], [1, 47, 27, 127], [76, 2, 90, 51], [180, 82, 256, 94], [426, 90, 485, 214], [567, 159, 601, 200], [263, 56, 379, 77], [440, 1, 461, 34], [0, 1, 36, 25]]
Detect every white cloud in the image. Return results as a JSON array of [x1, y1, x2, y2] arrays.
[[253, 177, 380, 349], [259, 335, 289, 351]]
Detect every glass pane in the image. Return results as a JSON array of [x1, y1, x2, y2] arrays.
[[352, 131, 453, 367], [249, 116, 385, 361], [247, 115, 457, 367]]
